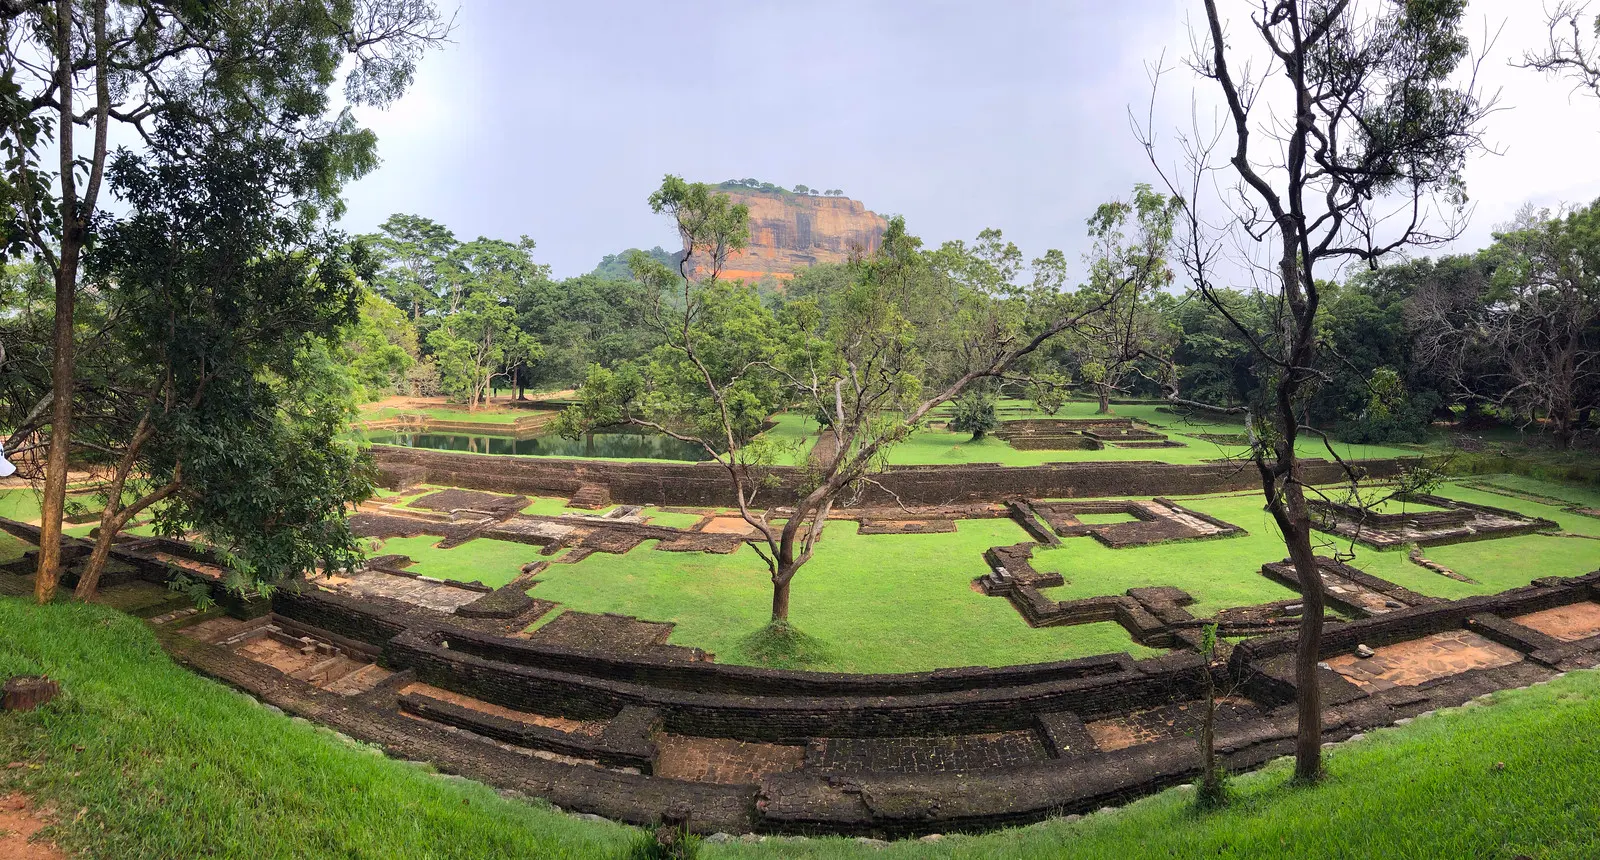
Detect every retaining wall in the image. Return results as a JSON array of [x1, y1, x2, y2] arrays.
[[372, 445, 1409, 506]]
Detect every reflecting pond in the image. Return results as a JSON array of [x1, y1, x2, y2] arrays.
[[366, 428, 713, 462]]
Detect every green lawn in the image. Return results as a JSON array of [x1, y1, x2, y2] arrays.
[[1033, 482, 1600, 615], [0, 487, 44, 522], [505, 477, 1600, 672], [0, 530, 32, 562], [359, 405, 525, 424], [4, 596, 1600, 858], [877, 400, 1422, 467], [367, 535, 541, 589], [529, 517, 1162, 672], [356, 399, 1424, 469]]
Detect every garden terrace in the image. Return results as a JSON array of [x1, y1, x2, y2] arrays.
[[372, 443, 1409, 507], [1309, 493, 1558, 549], [156, 564, 1600, 836], [5, 471, 1597, 838]]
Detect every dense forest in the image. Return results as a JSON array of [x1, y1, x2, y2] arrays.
[[347, 196, 1599, 450]]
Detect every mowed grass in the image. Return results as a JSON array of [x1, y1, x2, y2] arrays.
[[0, 530, 31, 562], [366, 535, 541, 589], [1032, 481, 1599, 615], [529, 517, 1162, 672], [4, 597, 1600, 858], [0, 598, 635, 859], [878, 400, 1421, 467], [509, 477, 1598, 671], [0, 487, 44, 522], [358, 405, 525, 424]]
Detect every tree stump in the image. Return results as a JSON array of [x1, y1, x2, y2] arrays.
[[1, 676, 59, 712]]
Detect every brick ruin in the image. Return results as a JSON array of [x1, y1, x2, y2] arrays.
[[1308, 493, 1557, 549], [989, 417, 1186, 451], [369, 445, 1407, 507], [2, 461, 1595, 840]]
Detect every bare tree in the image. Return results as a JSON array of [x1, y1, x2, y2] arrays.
[[1520, 1, 1600, 99], [1136, 0, 1494, 782]]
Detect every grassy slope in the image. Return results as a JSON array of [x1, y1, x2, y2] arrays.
[[0, 599, 634, 860], [3, 597, 1599, 859], [710, 669, 1600, 859]]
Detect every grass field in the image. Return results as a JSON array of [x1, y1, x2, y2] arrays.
[[0, 598, 634, 859], [527, 517, 1163, 672], [357, 399, 1426, 468], [3, 596, 1599, 858], [877, 400, 1423, 467], [359, 405, 524, 424], [512, 477, 1600, 672]]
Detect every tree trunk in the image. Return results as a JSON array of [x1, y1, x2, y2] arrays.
[[1097, 387, 1112, 414], [74, 524, 119, 601], [35, 247, 76, 604], [1553, 408, 1573, 451], [771, 575, 792, 623], [36, 0, 82, 604], [1281, 483, 1325, 783]]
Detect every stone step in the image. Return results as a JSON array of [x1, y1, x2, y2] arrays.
[[568, 484, 612, 510]]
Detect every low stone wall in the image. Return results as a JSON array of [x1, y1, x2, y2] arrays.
[[1231, 570, 1600, 668], [271, 587, 1204, 740], [371, 445, 1409, 507]]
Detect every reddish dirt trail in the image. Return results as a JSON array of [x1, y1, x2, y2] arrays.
[[0, 793, 67, 859]]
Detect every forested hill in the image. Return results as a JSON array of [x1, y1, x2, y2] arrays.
[[590, 246, 681, 280]]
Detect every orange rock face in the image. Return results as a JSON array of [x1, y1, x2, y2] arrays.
[[691, 190, 887, 282]]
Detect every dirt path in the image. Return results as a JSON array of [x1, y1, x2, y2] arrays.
[[0, 793, 67, 859]]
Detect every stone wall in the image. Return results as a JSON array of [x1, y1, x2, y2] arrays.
[[372, 445, 1409, 507]]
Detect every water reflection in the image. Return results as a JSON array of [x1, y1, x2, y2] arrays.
[[366, 429, 712, 462]]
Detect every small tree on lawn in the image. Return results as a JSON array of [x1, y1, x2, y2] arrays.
[[561, 177, 1120, 635], [948, 390, 1000, 440]]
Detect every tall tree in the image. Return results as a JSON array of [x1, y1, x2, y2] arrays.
[[1139, 0, 1492, 781], [366, 214, 459, 320], [69, 121, 376, 599], [1477, 203, 1600, 448], [427, 237, 547, 408], [1073, 184, 1182, 413], [0, 0, 449, 603]]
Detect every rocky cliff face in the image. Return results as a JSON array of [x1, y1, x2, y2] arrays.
[[691, 190, 887, 282]]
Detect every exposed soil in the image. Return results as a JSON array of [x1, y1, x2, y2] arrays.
[[1515, 601, 1600, 643], [0, 793, 67, 860], [400, 682, 603, 736], [699, 516, 759, 535], [1325, 630, 1524, 691]]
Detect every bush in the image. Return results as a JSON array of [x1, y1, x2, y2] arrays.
[[949, 391, 1000, 440]]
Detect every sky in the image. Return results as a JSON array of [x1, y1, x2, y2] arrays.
[[337, 0, 1600, 280]]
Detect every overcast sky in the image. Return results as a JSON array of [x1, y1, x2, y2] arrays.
[[337, 0, 1600, 280]]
